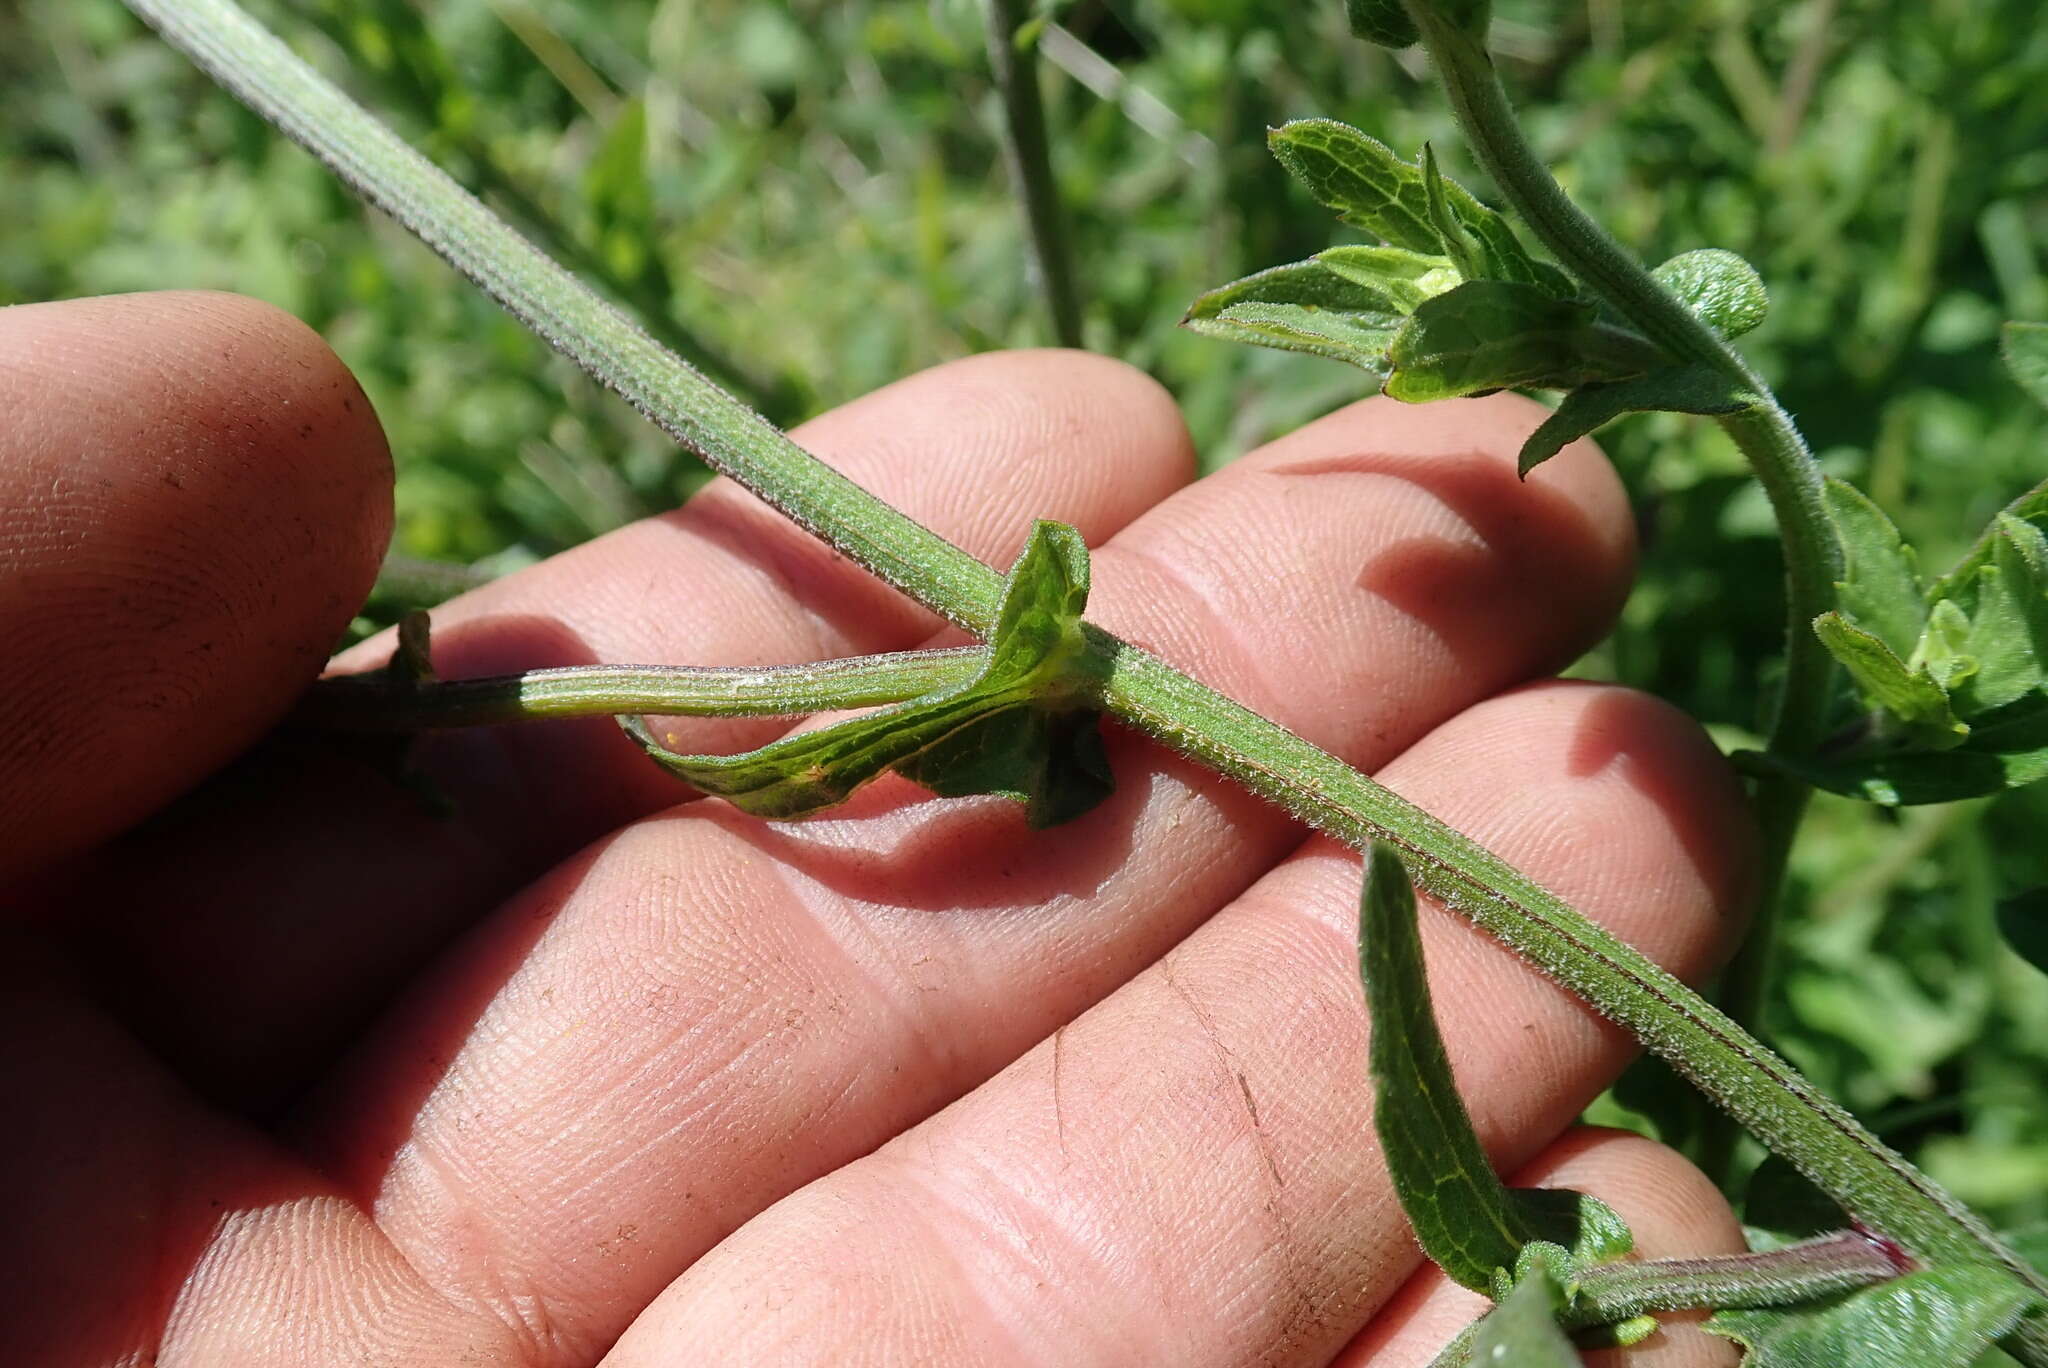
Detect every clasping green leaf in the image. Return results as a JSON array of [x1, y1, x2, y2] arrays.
[[620, 521, 1113, 827], [1359, 842, 1633, 1297], [1385, 280, 1661, 403]]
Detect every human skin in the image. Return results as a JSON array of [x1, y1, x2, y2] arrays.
[[0, 291, 1754, 1366]]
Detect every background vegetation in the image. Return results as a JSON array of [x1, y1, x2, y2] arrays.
[[5, 0, 2045, 1233]]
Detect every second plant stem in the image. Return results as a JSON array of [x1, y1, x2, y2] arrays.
[[981, 0, 1084, 348], [1410, 9, 1845, 1171]]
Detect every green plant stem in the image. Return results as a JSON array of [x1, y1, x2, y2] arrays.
[[1570, 1230, 1898, 1323], [132, 0, 1008, 638], [297, 646, 986, 730], [1424, 1231, 1903, 1367], [131, 0, 2048, 1337], [1407, 7, 1847, 1183], [981, 0, 1085, 348]]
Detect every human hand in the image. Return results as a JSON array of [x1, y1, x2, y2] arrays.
[[3, 291, 1756, 1366]]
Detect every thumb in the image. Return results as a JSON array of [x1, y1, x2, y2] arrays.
[[0, 291, 392, 886]]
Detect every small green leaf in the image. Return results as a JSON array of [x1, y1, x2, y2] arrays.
[[1652, 248, 1770, 338], [1205, 301, 1401, 373], [894, 703, 1112, 828], [1518, 364, 1751, 476], [1186, 258, 1409, 318], [1469, 1266, 1580, 1368], [1361, 842, 1529, 1293], [1510, 1188, 1635, 1274], [1386, 280, 1659, 403], [1344, 0, 1418, 47], [1813, 613, 1968, 750], [1996, 888, 2048, 976], [1823, 478, 1926, 660], [1706, 1263, 2039, 1367], [1183, 260, 1405, 369], [2003, 321, 2048, 410], [1268, 120, 1444, 254], [1315, 245, 1462, 313], [621, 521, 1112, 827], [1265, 122, 1567, 296]]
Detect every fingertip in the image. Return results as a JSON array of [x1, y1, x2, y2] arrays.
[[0, 291, 394, 880]]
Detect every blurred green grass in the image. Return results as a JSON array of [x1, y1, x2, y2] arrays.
[[4, 0, 2045, 1227]]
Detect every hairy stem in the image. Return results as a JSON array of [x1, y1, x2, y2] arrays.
[[129, 0, 2047, 1324], [131, 0, 1010, 636], [298, 647, 986, 730], [1570, 1230, 1899, 1322], [1424, 1232, 1904, 1368], [1407, 8, 1846, 1176], [982, 0, 1085, 347]]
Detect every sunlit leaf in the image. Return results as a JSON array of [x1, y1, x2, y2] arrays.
[[1706, 1263, 2038, 1367], [1266, 121, 1565, 296], [1186, 257, 1409, 318], [1268, 119, 1444, 254], [1653, 247, 1770, 338], [1201, 301, 1401, 372], [1184, 259, 1406, 368], [1315, 245, 1462, 313]]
